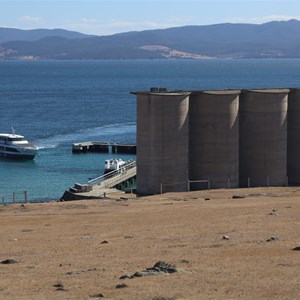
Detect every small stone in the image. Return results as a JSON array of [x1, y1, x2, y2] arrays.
[[151, 297, 176, 300], [266, 236, 279, 242], [119, 274, 131, 280], [1, 259, 17, 264], [119, 261, 178, 280], [268, 211, 278, 216], [205, 198, 210, 201], [232, 195, 245, 199], [53, 282, 67, 291], [292, 246, 300, 251], [101, 240, 109, 244], [53, 283, 64, 288], [180, 259, 189, 264], [56, 287, 67, 291], [222, 235, 230, 240], [150, 261, 177, 273], [268, 209, 278, 216], [115, 283, 128, 289], [89, 293, 104, 298], [15, 204, 28, 212], [81, 234, 95, 239], [87, 268, 97, 272], [124, 235, 134, 239], [21, 228, 33, 232], [132, 271, 143, 277]]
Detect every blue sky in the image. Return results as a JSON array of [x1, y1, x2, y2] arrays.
[[1, 0, 300, 36]]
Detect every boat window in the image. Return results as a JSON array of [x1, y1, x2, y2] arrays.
[[9, 137, 26, 142], [5, 147, 19, 152]]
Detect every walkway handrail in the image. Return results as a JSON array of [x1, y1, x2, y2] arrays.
[[88, 161, 136, 185], [100, 166, 136, 189]]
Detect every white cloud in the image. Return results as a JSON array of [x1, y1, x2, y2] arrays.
[[251, 15, 300, 23], [167, 16, 194, 23], [19, 16, 43, 24], [63, 19, 179, 35], [227, 15, 300, 24], [80, 18, 97, 23]]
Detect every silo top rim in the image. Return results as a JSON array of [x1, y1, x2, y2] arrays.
[[200, 90, 241, 95], [244, 88, 290, 94], [131, 91, 191, 96]]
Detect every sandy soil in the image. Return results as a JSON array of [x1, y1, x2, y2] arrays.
[[0, 187, 299, 300]]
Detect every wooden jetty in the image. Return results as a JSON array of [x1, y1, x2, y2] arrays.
[[72, 142, 136, 154]]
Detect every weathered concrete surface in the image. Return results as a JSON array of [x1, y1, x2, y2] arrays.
[[189, 90, 240, 189], [287, 88, 300, 184], [239, 89, 289, 187], [136, 92, 190, 195]]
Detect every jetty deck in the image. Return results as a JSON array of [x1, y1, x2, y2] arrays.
[[61, 161, 136, 200], [72, 142, 136, 154]]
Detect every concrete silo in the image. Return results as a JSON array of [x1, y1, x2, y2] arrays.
[[239, 89, 289, 187], [189, 90, 240, 189], [134, 90, 190, 195], [287, 88, 300, 184]]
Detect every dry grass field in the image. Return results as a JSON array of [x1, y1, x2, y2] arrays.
[[0, 187, 299, 299]]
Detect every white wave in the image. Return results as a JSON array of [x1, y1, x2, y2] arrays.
[[34, 123, 136, 149]]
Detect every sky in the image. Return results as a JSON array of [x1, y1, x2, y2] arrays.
[[1, 0, 300, 36]]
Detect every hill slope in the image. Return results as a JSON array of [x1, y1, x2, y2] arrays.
[[0, 27, 91, 43], [1, 20, 300, 59]]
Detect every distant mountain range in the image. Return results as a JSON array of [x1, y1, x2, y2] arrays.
[[1, 20, 300, 60]]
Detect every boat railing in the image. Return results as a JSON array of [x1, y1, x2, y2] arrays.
[[88, 160, 136, 186]]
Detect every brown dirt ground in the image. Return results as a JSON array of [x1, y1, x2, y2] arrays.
[[0, 187, 300, 300]]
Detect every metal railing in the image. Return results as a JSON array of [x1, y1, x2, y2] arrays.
[[159, 181, 187, 194], [1, 191, 28, 205], [242, 176, 289, 188], [88, 161, 136, 186], [99, 166, 136, 189], [159, 175, 295, 195]]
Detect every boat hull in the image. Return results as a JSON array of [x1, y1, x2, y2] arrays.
[[0, 151, 36, 160]]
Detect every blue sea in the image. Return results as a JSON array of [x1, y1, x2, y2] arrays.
[[1, 59, 300, 202]]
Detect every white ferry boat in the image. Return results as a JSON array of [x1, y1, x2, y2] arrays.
[[0, 133, 38, 160]]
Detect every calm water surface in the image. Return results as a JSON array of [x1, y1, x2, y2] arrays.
[[1, 59, 300, 201]]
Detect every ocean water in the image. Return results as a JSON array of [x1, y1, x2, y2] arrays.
[[1, 59, 300, 202]]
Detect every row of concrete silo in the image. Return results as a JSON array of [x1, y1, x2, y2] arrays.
[[133, 88, 299, 195]]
